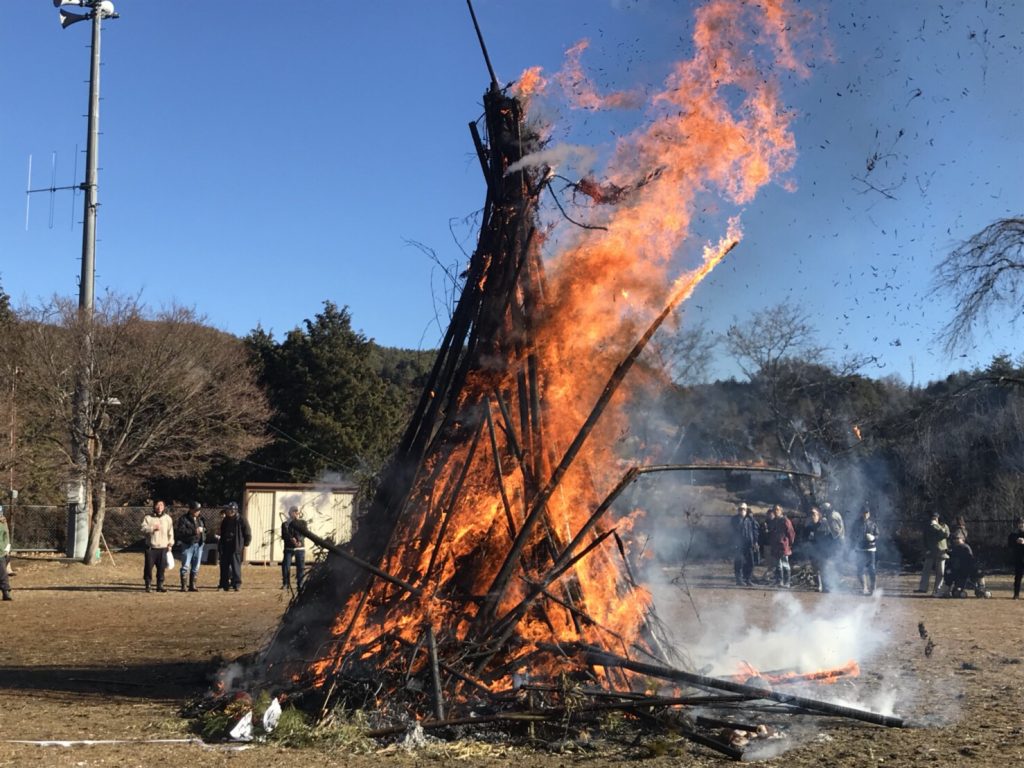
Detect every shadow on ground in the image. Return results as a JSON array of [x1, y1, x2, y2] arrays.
[[0, 661, 218, 699]]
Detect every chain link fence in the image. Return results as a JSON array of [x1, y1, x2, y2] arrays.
[[5, 505, 68, 552], [6, 505, 211, 553]]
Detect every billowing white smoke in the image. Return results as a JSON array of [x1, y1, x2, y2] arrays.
[[690, 591, 886, 677], [652, 585, 898, 714]]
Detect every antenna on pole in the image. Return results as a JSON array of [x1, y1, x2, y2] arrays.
[[25, 150, 80, 231], [49, 152, 58, 228], [70, 144, 80, 230], [24, 156, 32, 231], [466, 0, 499, 91]]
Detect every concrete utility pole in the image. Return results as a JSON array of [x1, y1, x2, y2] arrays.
[[56, 0, 120, 559]]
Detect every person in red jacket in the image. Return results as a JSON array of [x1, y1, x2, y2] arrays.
[[768, 505, 796, 588]]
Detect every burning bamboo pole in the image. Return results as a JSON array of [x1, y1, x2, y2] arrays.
[[578, 648, 904, 728], [424, 419, 485, 584], [426, 625, 446, 721], [485, 400, 518, 540], [478, 239, 741, 636], [297, 527, 421, 597]]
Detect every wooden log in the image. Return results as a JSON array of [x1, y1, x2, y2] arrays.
[[485, 399, 518, 540], [297, 527, 422, 597], [395, 636, 494, 698], [677, 728, 744, 761], [427, 625, 446, 721], [476, 529, 618, 672], [635, 463, 821, 480], [425, 417, 484, 583], [694, 715, 761, 733], [580, 648, 904, 728], [403, 632, 426, 687], [468, 120, 492, 186], [492, 387, 525, 464]]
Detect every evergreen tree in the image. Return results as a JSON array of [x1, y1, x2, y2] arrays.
[[246, 302, 412, 485]]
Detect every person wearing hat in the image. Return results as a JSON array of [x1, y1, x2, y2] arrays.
[[215, 502, 251, 591], [175, 501, 208, 592], [141, 500, 175, 593], [0, 505, 12, 601], [915, 510, 950, 595], [280, 506, 309, 591], [730, 503, 757, 586]]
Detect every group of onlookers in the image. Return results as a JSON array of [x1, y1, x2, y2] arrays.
[[732, 501, 866, 592], [139, 500, 309, 593], [732, 501, 1024, 598], [917, 511, 1001, 598]]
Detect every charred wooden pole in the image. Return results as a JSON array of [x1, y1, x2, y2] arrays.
[[298, 528, 422, 596], [426, 625, 446, 721], [579, 648, 904, 728], [485, 400, 518, 540], [424, 417, 486, 584], [477, 244, 740, 635], [466, 0, 499, 91]]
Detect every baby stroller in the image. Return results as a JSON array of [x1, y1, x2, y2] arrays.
[[944, 541, 991, 598]]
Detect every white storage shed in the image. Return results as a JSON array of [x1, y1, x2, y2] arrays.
[[242, 482, 357, 564]]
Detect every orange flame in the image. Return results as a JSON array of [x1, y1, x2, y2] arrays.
[[307, 0, 814, 694], [555, 40, 643, 110], [515, 66, 548, 100], [736, 660, 861, 685]]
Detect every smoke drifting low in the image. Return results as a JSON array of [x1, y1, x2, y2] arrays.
[[662, 588, 889, 686]]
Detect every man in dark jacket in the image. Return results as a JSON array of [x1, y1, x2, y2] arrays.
[[216, 502, 252, 591], [944, 533, 979, 597], [805, 507, 830, 592], [175, 501, 207, 592], [1009, 518, 1024, 599], [730, 503, 758, 586], [851, 505, 880, 595], [281, 506, 309, 591]]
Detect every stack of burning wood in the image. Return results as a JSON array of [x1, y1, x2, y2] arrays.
[[229, 74, 903, 759]]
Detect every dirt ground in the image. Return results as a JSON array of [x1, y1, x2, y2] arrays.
[[0, 554, 1022, 767]]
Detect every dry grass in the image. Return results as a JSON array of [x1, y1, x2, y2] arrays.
[[1, 554, 1022, 766]]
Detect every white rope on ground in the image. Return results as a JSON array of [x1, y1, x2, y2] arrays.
[[2, 738, 250, 750]]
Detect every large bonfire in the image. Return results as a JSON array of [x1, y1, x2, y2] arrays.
[[234, 2, 897, 749]]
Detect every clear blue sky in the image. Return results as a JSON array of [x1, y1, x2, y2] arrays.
[[2, 1, 1021, 385]]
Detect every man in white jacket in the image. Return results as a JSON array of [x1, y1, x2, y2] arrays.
[[141, 500, 175, 593]]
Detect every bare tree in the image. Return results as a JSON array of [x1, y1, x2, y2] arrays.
[[650, 321, 716, 387], [14, 295, 271, 563], [725, 302, 868, 505], [725, 302, 825, 379], [934, 216, 1024, 354]]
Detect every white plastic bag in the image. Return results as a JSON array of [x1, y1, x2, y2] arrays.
[[229, 710, 253, 742], [262, 697, 282, 733], [165, 550, 175, 570]]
